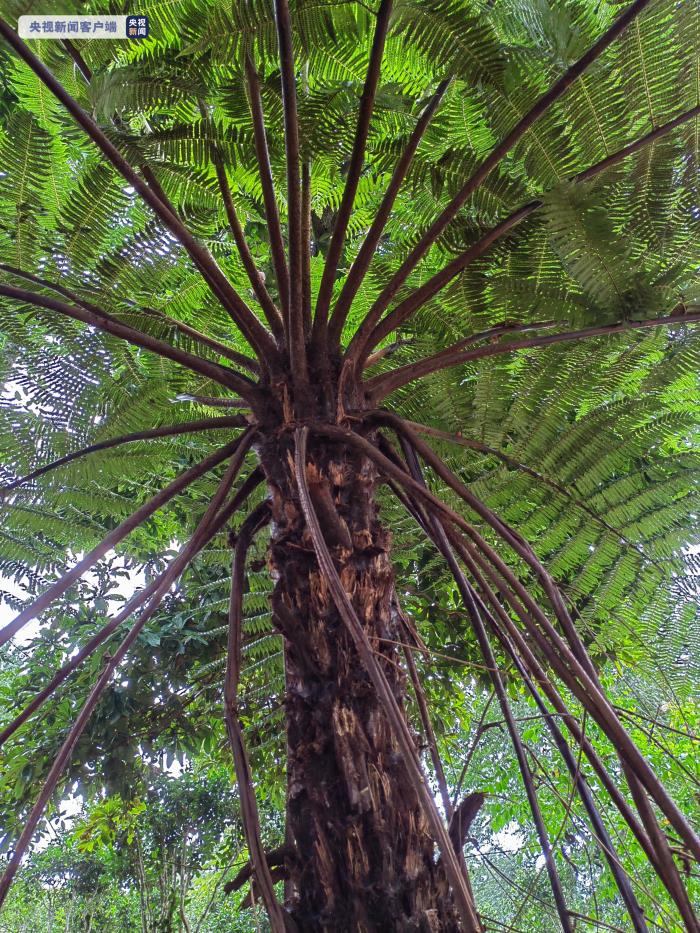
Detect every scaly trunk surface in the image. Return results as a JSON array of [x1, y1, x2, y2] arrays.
[[258, 408, 461, 931]]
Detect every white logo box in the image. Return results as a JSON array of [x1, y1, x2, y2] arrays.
[[18, 15, 149, 39]]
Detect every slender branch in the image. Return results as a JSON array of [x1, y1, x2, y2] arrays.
[[516, 734, 587, 927], [140, 309, 260, 374], [398, 608, 453, 820], [567, 913, 637, 933], [519, 702, 649, 931], [0, 262, 259, 373], [0, 262, 105, 308], [455, 531, 699, 923], [328, 79, 450, 345], [223, 503, 288, 932], [379, 411, 592, 667], [622, 759, 700, 931], [367, 310, 700, 400], [615, 707, 699, 743], [0, 283, 256, 399], [225, 504, 270, 702], [476, 844, 555, 919], [574, 103, 700, 183], [389, 421, 700, 871], [344, 0, 654, 362], [361, 204, 537, 362], [313, 0, 394, 339], [300, 59, 312, 338], [452, 692, 496, 809], [273, 0, 308, 386], [215, 159, 285, 341], [401, 440, 573, 933], [377, 635, 515, 679], [472, 631, 574, 933], [0, 19, 279, 364], [480, 914, 530, 933], [445, 528, 696, 924], [61, 38, 91, 83], [475, 589, 649, 931], [310, 423, 700, 865], [223, 846, 292, 895], [138, 162, 180, 218], [206, 107, 284, 341], [363, 321, 554, 371], [0, 435, 251, 647], [0, 438, 253, 909], [364, 338, 415, 368], [0, 469, 263, 749], [619, 716, 700, 790], [194, 844, 244, 932], [506, 465, 699, 929], [301, 153, 312, 337], [2, 417, 247, 494], [175, 395, 249, 409], [294, 426, 483, 933], [547, 505, 700, 932], [360, 103, 700, 365], [448, 531, 654, 852], [375, 412, 656, 564], [59, 39, 185, 229], [245, 53, 290, 315]]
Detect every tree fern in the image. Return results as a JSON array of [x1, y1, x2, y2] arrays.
[[0, 0, 699, 929]]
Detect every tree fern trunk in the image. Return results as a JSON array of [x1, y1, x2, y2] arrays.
[[261, 432, 461, 931]]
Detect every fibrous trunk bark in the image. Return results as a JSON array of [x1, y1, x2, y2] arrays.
[[259, 430, 460, 932]]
